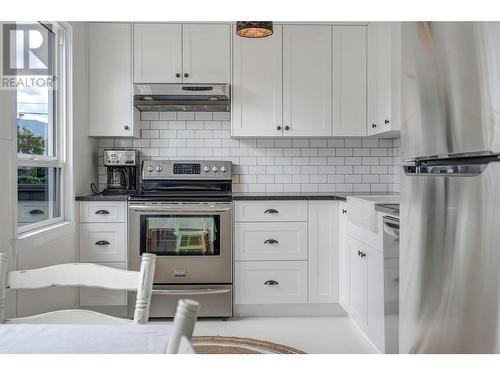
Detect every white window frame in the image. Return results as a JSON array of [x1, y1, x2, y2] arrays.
[[16, 22, 73, 236]]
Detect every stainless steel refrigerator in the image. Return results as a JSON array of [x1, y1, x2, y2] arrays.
[[400, 22, 500, 353]]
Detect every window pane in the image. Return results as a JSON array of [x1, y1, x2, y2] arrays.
[[15, 22, 55, 157], [17, 166, 61, 228]]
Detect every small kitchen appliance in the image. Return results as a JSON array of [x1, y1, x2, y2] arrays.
[[103, 150, 139, 195]]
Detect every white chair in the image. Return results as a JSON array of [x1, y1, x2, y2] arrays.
[[0, 252, 156, 324], [166, 299, 200, 354]]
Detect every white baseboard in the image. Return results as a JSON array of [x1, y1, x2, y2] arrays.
[[234, 303, 346, 317]]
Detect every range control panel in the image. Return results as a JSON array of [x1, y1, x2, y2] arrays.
[[142, 160, 232, 180]]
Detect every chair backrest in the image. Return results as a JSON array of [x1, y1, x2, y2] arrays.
[[0, 253, 156, 324], [166, 299, 200, 354]]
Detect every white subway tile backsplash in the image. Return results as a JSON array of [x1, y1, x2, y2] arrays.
[[96, 113, 400, 193]]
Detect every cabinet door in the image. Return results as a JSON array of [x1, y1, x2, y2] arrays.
[[366, 245, 385, 351], [308, 201, 339, 303], [133, 23, 182, 83], [232, 25, 283, 137], [367, 22, 392, 135], [333, 26, 367, 136], [283, 25, 332, 137], [90, 23, 134, 137], [338, 202, 350, 309], [182, 24, 231, 83], [348, 236, 367, 328]]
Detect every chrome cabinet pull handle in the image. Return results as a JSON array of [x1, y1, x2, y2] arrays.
[[264, 209, 278, 214], [264, 280, 279, 286], [29, 209, 44, 215], [95, 209, 110, 215], [264, 239, 279, 244], [95, 240, 110, 246]]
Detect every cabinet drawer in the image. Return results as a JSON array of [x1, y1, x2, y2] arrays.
[[79, 262, 126, 306], [235, 201, 307, 222], [235, 222, 307, 261], [235, 261, 307, 304], [80, 223, 126, 262], [79, 201, 126, 223]]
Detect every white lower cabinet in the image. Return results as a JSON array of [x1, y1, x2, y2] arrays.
[[78, 201, 127, 311], [234, 222, 307, 261], [308, 201, 339, 303], [346, 234, 385, 352], [234, 200, 339, 315], [235, 261, 307, 304], [338, 201, 349, 309], [80, 223, 126, 262]]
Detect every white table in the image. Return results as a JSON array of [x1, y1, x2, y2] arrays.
[[0, 324, 172, 354]]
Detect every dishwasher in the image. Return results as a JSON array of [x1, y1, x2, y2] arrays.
[[383, 215, 400, 354]]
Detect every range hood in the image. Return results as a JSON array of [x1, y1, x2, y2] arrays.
[[134, 83, 230, 112]]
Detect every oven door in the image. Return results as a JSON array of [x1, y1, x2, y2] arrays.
[[128, 202, 232, 284]]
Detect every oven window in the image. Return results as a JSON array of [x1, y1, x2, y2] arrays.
[[140, 215, 220, 256]]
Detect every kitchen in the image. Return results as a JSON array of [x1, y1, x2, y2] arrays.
[[0, 1, 499, 366]]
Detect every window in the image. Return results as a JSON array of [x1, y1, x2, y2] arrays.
[[15, 22, 70, 233]]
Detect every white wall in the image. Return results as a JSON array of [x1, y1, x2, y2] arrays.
[[96, 111, 401, 193], [12, 22, 96, 317], [0, 22, 18, 319]]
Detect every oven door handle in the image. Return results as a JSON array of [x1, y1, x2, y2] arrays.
[[128, 205, 231, 213], [151, 288, 231, 296]]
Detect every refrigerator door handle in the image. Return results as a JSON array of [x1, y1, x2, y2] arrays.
[[403, 154, 500, 177], [403, 164, 487, 176]]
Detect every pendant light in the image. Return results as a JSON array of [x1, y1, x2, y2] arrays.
[[236, 21, 273, 38]]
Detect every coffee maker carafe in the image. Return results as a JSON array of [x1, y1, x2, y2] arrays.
[[103, 150, 139, 195]]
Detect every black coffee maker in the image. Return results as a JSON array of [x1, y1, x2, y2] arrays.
[[103, 150, 139, 195]]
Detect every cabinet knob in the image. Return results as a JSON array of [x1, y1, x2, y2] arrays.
[[371, 123, 377, 128], [264, 280, 279, 286], [342, 209, 347, 214], [358, 250, 362, 256], [284, 126, 290, 131], [384, 119, 390, 125], [360, 252, 366, 258], [184, 73, 189, 78], [124, 125, 130, 130], [277, 125, 282, 130], [264, 208, 279, 214], [176, 73, 181, 78]]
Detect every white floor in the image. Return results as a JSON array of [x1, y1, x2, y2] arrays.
[[193, 316, 378, 354]]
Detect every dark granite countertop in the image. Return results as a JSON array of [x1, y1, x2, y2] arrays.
[[75, 194, 131, 201], [233, 191, 400, 202], [375, 203, 400, 216], [333, 191, 400, 202]]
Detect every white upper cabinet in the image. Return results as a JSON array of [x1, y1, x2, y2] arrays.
[[133, 23, 182, 83], [367, 22, 401, 136], [283, 25, 332, 137], [133, 23, 231, 84], [89, 23, 137, 138], [182, 24, 231, 83], [333, 26, 367, 137], [232, 25, 283, 137]]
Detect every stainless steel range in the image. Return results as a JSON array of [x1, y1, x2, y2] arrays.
[[128, 160, 233, 318]]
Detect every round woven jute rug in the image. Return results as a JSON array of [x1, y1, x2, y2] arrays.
[[192, 336, 306, 354]]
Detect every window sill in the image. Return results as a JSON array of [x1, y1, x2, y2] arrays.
[[15, 220, 77, 246]]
